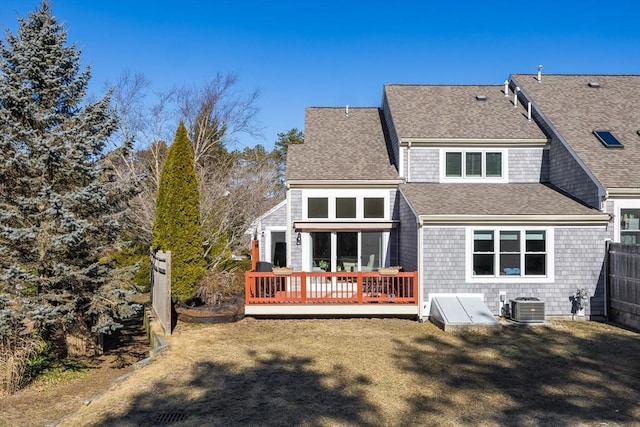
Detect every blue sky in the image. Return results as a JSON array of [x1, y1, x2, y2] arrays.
[[2, 1, 639, 150]]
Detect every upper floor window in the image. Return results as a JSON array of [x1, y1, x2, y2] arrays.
[[303, 190, 388, 220], [308, 197, 328, 218], [336, 198, 357, 218], [364, 197, 385, 218], [442, 150, 505, 182]]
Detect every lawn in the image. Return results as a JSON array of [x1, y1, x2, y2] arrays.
[[54, 318, 639, 426]]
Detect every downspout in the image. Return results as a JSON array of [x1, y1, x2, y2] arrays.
[[417, 219, 425, 321]]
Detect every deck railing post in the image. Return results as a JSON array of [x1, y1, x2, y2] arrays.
[[357, 273, 363, 304], [301, 271, 307, 304]]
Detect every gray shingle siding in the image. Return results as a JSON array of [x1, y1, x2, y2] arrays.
[[259, 203, 286, 228], [408, 148, 439, 182], [257, 202, 287, 261], [290, 190, 303, 271], [553, 227, 608, 317], [508, 148, 548, 183], [422, 225, 608, 317], [548, 134, 601, 209], [397, 192, 418, 272], [381, 93, 400, 169], [423, 227, 467, 297]]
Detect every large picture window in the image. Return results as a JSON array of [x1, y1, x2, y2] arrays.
[[444, 150, 504, 180], [472, 228, 548, 278]]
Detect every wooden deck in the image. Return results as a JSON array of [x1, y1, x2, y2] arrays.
[[244, 270, 419, 317]]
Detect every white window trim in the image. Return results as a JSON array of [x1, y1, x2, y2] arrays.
[[465, 227, 554, 283], [302, 189, 389, 221], [440, 149, 508, 183], [613, 199, 640, 243]]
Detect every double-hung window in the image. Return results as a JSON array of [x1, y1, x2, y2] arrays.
[[443, 150, 505, 181], [471, 228, 551, 280]]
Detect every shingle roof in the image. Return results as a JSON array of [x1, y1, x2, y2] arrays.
[[287, 107, 399, 181], [384, 84, 547, 140], [400, 183, 603, 216], [512, 74, 640, 189]]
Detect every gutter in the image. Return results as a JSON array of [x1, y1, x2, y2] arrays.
[[400, 137, 548, 147], [287, 179, 404, 188], [419, 214, 611, 226], [606, 188, 640, 199]]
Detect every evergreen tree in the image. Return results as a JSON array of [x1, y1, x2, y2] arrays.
[[152, 122, 206, 301], [0, 2, 138, 339]]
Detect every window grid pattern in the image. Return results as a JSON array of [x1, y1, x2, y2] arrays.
[[473, 229, 547, 277]]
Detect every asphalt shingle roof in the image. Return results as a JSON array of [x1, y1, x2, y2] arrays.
[[287, 107, 399, 181], [384, 84, 547, 140], [512, 74, 640, 189], [400, 183, 603, 216]]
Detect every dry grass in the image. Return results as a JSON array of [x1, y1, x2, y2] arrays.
[[54, 318, 640, 427]]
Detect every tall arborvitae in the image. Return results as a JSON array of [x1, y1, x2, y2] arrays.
[[152, 122, 206, 301], [0, 2, 138, 341]]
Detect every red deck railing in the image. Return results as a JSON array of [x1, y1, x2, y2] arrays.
[[245, 271, 419, 305]]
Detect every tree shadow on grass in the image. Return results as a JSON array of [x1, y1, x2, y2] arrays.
[[97, 350, 380, 426], [395, 323, 640, 426]]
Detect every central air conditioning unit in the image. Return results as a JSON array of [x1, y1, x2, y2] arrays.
[[510, 297, 545, 323]]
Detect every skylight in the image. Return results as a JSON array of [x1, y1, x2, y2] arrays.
[[593, 130, 624, 148]]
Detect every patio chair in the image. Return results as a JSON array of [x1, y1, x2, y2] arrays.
[[361, 254, 375, 271]]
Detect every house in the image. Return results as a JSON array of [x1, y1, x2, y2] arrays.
[[246, 72, 640, 322]]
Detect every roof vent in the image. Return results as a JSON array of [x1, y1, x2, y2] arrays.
[[537, 65, 543, 83], [588, 82, 601, 88], [476, 95, 487, 101]]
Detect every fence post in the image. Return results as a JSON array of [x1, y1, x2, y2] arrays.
[[150, 250, 172, 336], [164, 250, 172, 334]]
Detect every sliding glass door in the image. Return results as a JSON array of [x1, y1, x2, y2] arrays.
[[309, 231, 385, 272]]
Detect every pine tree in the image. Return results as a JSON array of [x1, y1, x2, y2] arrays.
[[0, 2, 138, 341], [152, 122, 206, 301]]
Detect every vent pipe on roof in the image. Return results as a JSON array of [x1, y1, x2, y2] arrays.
[[528, 102, 532, 121], [513, 87, 520, 107], [537, 65, 543, 83], [345, 104, 349, 117], [504, 80, 509, 96]]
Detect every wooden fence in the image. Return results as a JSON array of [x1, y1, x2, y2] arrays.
[[607, 242, 640, 330], [151, 250, 172, 335]]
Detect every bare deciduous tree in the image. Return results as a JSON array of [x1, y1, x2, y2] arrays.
[[106, 70, 284, 268], [176, 72, 262, 165]]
